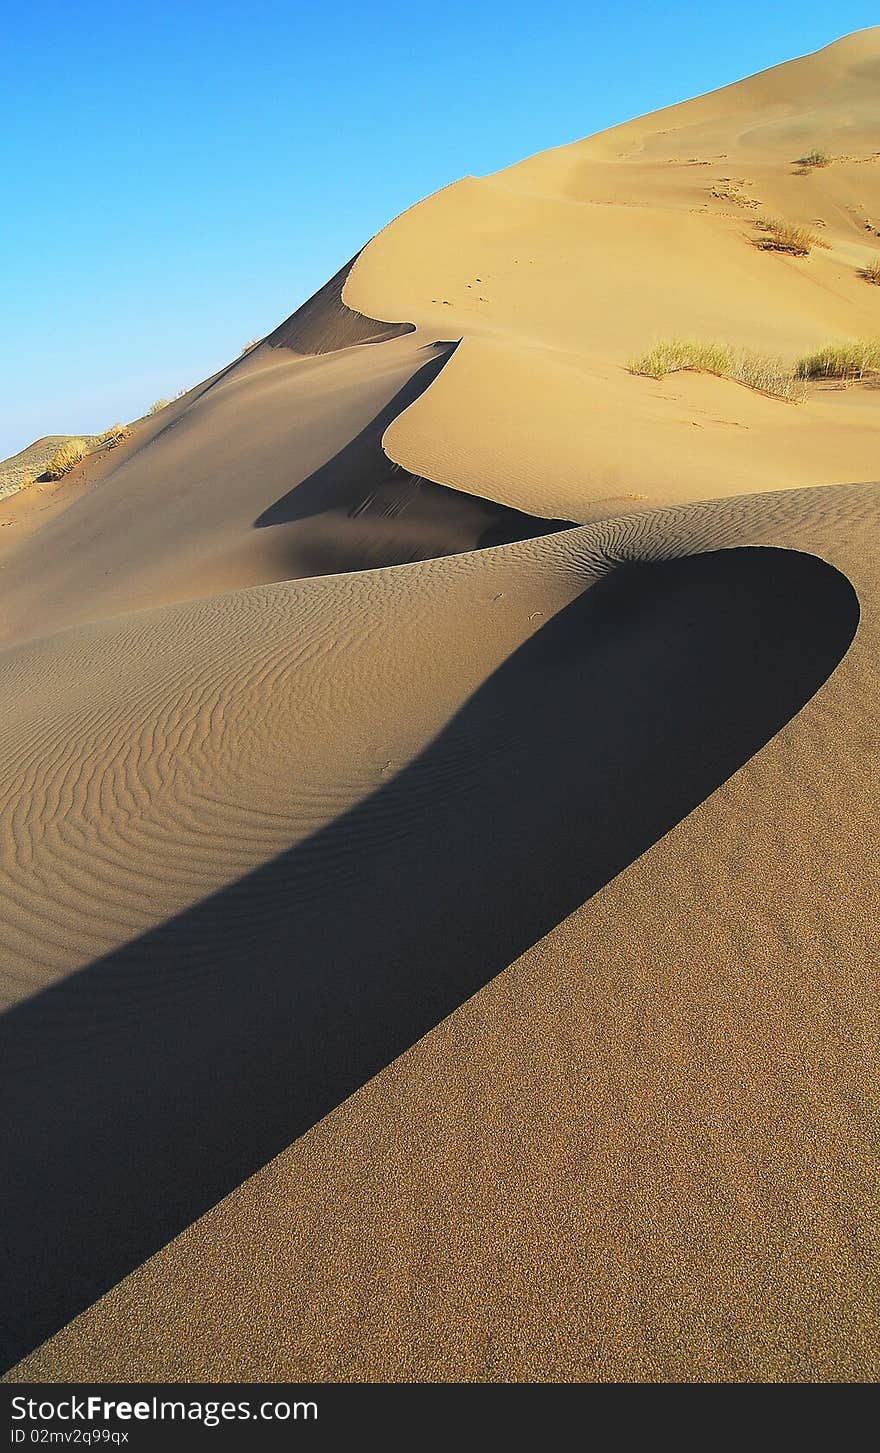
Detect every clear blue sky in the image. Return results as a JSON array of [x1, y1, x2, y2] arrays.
[[1, 1, 875, 458]]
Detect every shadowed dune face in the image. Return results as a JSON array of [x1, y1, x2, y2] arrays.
[[0, 338, 570, 645], [0, 543, 858, 1371], [261, 252, 414, 355], [254, 344, 573, 569]]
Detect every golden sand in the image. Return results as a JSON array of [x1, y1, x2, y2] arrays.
[[2, 30, 879, 1383]]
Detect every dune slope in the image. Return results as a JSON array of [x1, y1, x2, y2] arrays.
[[3, 480, 877, 1381], [345, 29, 880, 515], [0, 336, 565, 648]]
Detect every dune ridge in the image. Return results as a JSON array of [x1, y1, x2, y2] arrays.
[[260, 252, 414, 355], [0, 335, 570, 650]]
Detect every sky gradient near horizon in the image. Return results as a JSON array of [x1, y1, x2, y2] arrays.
[[2, 1, 877, 459]]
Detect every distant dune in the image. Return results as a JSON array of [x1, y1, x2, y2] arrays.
[[2, 30, 879, 1383], [0, 435, 101, 501]]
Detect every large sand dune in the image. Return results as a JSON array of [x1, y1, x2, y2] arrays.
[[346, 28, 880, 514], [2, 30, 879, 1382]]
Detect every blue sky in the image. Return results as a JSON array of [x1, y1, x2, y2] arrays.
[[2, 1, 876, 458]]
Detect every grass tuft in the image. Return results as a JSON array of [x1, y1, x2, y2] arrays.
[[794, 149, 831, 172], [240, 338, 261, 354], [755, 216, 824, 255], [795, 340, 880, 380], [100, 424, 131, 448], [148, 398, 171, 415], [627, 339, 805, 401], [42, 439, 90, 481], [859, 260, 880, 284]]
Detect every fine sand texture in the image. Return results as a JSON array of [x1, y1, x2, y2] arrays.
[[2, 30, 879, 1383]]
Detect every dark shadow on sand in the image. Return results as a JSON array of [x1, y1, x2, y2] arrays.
[[0, 546, 859, 1369], [254, 344, 573, 559], [263, 251, 415, 355]]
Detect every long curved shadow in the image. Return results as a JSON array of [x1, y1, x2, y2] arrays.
[[0, 547, 858, 1370], [254, 344, 573, 562]]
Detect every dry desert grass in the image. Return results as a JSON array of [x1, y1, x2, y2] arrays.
[[628, 340, 806, 401], [755, 216, 825, 254], [795, 338, 880, 379], [793, 148, 832, 172], [42, 438, 89, 480], [629, 337, 880, 396]]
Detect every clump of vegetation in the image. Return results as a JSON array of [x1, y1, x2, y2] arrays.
[[859, 260, 880, 284], [627, 339, 805, 402], [795, 340, 880, 380], [42, 439, 90, 480], [100, 424, 131, 448], [240, 338, 261, 354], [755, 216, 824, 255], [794, 149, 831, 172], [148, 398, 171, 415]]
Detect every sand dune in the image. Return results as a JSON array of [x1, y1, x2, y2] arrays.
[[0, 337, 564, 649], [346, 30, 880, 513], [2, 30, 879, 1383]]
